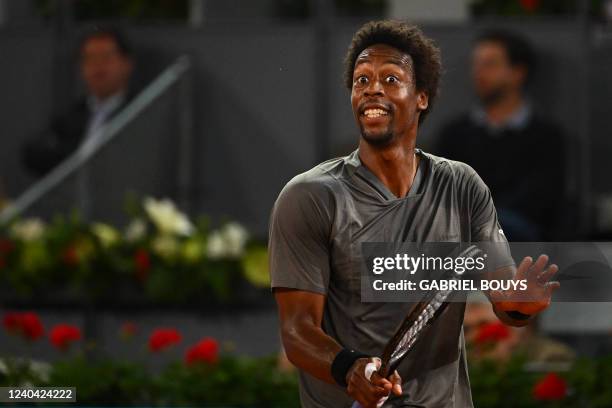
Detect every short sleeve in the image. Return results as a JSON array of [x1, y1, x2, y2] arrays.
[[462, 164, 515, 269], [268, 179, 334, 295]]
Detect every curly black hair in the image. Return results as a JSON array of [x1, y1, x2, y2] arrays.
[[344, 20, 442, 124]]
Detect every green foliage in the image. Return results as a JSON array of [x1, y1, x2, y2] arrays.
[[47, 357, 152, 405], [3, 352, 612, 406], [1, 355, 299, 407], [155, 356, 299, 407], [0, 197, 268, 304], [469, 354, 612, 407]]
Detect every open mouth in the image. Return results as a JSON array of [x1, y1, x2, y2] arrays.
[[362, 108, 389, 118]]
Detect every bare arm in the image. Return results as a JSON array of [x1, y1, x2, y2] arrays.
[[275, 288, 341, 383], [275, 288, 401, 407]]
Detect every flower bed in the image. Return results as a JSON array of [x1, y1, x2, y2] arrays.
[[0, 197, 270, 305], [3, 311, 612, 406]]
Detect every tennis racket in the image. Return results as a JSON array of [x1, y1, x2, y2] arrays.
[[352, 245, 483, 408]]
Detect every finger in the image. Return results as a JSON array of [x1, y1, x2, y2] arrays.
[[515, 256, 533, 280], [389, 370, 403, 396], [350, 374, 389, 405], [545, 281, 561, 295], [537, 264, 559, 283], [370, 371, 392, 393], [355, 369, 390, 399], [529, 254, 549, 276]]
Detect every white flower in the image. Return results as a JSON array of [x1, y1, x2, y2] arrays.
[[143, 197, 194, 236], [10, 218, 45, 241], [206, 231, 227, 259], [151, 234, 180, 260], [91, 223, 120, 248], [124, 218, 147, 242], [222, 222, 249, 257], [29, 360, 52, 382], [206, 222, 249, 259]]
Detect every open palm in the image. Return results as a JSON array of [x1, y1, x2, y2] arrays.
[[490, 255, 560, 316]]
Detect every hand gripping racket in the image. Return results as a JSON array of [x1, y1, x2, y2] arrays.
[[352, 245, 483, 408]]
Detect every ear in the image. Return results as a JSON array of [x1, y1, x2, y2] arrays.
[[416, 91, 429, 111]]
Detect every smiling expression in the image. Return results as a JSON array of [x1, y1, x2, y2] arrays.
[[350, 44, 428, 147]]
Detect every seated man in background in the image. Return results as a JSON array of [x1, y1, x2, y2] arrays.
[[434, 30, 566, 241], [22, 26, 133, 176]]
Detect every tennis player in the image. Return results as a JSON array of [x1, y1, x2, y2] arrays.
[[269, 20, 559, 408]]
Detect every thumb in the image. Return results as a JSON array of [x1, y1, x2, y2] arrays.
[[389, 370, 402, 396]]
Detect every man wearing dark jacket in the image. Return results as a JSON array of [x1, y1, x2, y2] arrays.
[[22, 26, 133, 176], [434, 30, 566, 241]]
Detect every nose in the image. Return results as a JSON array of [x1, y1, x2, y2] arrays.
[[364, 78, 384, 97]]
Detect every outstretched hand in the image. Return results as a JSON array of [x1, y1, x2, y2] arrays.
[[490, 254, 560, 316]]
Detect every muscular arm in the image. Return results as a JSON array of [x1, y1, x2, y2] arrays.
[[274, 288, 342, 384], [275, 287, 401, 406]]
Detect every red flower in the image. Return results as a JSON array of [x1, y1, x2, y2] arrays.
[[149, 328, 182, 352], [120, 321, 138, 338], [185, 337, 219, 365], [3, 312, 44, 340], [3, 312, 23, 333], [61, 245, 79, 267], [20, 312, 45, 340], [475, 321, 510, 345], [0, 238, 14, 254], [533, 372, 567, 401], [49, 324, 81, 350], [134, 249, 151, 281], [520, 0, 539, 12]]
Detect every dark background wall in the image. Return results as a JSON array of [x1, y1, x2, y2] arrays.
[[0, 20, 608, 237]]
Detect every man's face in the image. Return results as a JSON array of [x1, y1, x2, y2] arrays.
[[350, 44, 427, 147], [80, 35, 132, 100], [471, 41, 525, 105]]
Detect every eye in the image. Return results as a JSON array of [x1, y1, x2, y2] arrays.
[[385, 75, 399, 84], [355, 75, 368, 85]]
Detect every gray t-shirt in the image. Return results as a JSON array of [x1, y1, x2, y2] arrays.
[[269, 149, 510, 408]]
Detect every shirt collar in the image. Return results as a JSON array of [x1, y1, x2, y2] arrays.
[[87, 90, 126, 114], [470, 102, 532, 132]]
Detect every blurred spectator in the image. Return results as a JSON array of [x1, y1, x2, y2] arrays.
[[434, 30, 567, 241], [464, 300, 574, 364], [22, 26, 134, 176]]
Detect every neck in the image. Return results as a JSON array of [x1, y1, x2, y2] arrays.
[[358, 132, 419, 199], [92, 86, 126, 103], [484, 90, 524, 126]]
